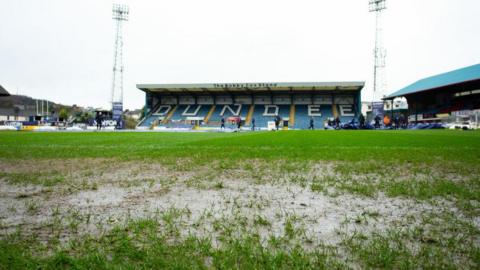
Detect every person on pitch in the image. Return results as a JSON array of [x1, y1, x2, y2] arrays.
[[309, 117, 314, 130], [96, 112, 103, 130], [220, 117, 225, 129], [237, 118, 241, 131]]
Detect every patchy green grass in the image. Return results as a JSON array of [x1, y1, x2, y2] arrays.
[[385, 178, 480, 200], [0, 130, 479, 269], [343, 225, 480, 269], [0, 130, 479, 163], [0, 217, 342, 270], [0, 172, 65, 187]]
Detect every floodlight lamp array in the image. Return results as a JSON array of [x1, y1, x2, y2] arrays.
[[369, 0, 386, 12], [112, 4, 129, 21]]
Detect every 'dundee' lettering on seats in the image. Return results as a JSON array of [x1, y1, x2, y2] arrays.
[[220, 105, 242, 116], [263, 105, 279, 116], [339, 105, 355, 117], [308, 105, 322, 117], [182, 105, 202, 116], [153, 105, 172, 116]]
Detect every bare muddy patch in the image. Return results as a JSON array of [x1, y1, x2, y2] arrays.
[[0, 158, 478, 253], [1, 173, 472, 250]]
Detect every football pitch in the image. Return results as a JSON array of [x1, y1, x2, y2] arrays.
[[0, 130, 479, 269]]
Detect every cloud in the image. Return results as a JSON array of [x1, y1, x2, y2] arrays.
[[1, 0, 479, 109]]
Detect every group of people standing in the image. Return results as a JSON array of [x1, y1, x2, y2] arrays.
[[219, 113, 408, 131], [220, 117, 245, 131], [219, 115, 280, 131], [325, 117, 342, 129], [94, 112, 123, 130], [374, 114, 407, 129]]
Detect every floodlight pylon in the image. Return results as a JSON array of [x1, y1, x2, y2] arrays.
[[369, 0, 387, 104], [110, 4, 129, 109]]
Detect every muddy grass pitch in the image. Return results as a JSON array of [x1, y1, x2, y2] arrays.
[[0, 130, 479, 269]]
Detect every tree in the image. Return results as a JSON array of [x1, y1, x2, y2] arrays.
[[124, 115, 138, 129], [59, 108, 69, 122], [79, 112, 93, 123], [139, 106, 147, 119]]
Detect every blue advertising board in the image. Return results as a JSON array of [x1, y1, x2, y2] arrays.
[[372, 102, 384, 118], [112, 102, 124, 129]]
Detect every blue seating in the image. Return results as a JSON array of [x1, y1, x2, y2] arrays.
[[195, 105, 213, 118], [140, 103, 356, 130], [139, 115, 160, 127], [170, 105, 189, 121], [250, 107, 267, 128], [250, 105, 290, 128], [294, 105, 309, 129], [165, 105, 214, 127], [174, 105, 212, 119], [162, 122, 193, 128], [278, 105, 290, 118], [294, 105, 332, 129], [321, 105, 334, 120], [335, 105, 356, 125], [141, 105, 211, 127], [208, 104, 249, 122]]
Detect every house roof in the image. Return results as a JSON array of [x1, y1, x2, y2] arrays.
[[385, 64, 480, 99], [0, 85, 10, 96]]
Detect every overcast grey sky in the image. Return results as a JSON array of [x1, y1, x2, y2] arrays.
[[1, 0, 479, 109]]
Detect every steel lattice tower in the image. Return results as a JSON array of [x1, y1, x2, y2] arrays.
[[369, 0, 386, 102], [111, 4, 129, 109]]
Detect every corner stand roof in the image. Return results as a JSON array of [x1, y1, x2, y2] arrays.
[[385, 63, 480, 99]]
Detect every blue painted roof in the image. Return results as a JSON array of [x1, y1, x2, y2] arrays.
[[386, 63, 480, 99]]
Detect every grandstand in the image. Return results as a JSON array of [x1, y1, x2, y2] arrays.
[[136, 82, 364, 129], [385, 63, 480, 123]]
